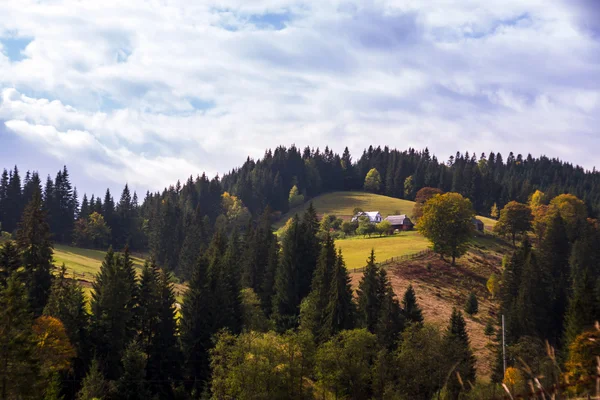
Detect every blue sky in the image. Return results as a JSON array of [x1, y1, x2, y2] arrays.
[[0, 0, 599, 196]]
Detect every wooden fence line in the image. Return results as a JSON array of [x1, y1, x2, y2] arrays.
[[351, 248, 433, 273]]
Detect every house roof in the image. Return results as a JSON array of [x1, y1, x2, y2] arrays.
[[364, 211, 381, 218], [385, 214, 413, 225]]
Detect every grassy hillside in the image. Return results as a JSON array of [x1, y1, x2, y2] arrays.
[[52, 244, 186, 301], [336, 231, 430, 271], [349, 234, 512, 381], [275, 191, 416, 229], [53, 244, 145, 280]]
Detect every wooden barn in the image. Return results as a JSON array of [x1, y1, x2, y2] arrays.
[[472, 217, 484, 232], [384, 214, 414, 231]]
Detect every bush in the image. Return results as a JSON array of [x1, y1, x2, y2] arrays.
[[464, 292, 478, 315]]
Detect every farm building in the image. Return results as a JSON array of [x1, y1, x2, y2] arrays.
[[384, 215, 414, 231], [472, 218, 484, 232], [352, 211, 382, 223]]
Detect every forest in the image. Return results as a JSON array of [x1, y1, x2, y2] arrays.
[[1, 145, 600, 399]]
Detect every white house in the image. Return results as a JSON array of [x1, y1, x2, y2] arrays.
[[351, 211, 382, 223]]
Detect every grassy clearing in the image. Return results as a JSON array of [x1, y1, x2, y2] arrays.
[[275, 191, 416, 229], [53, 244, 145, 280], [53, 244, 187, 302], [336, 231, 430, 271]]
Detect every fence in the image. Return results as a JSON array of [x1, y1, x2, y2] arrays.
[[351, 248, 433, 273]]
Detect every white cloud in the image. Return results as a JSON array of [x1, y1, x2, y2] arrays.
[[0, 0, 599, 194]]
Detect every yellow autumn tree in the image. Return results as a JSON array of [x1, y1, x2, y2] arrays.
[[503, 367, 525, 395], [32, 316, 76, 375], [549, 194, 587, 241], [565, 329, 600, 394], [486, 273, 500, 299]]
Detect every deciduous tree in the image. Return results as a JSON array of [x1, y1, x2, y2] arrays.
[[418, 192, 474, 265], [493, 201, 533, 246]]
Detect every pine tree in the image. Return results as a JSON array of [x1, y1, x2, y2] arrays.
[[356, 249, 381, 332], [0, 169, 8, 230], [537, 211, 570, 346], [44, 264, 89, 363], [401, 284, 424, 324], [323, 250, 355, 338], [79, 194, 90, 220], [77, 359, 109, 400], [137, 260, 161, 351], [4, 166, 23, 233], [260, 238, 279, 316], [300, 232, 337, 341], [44, 372, 64, 400], [375, 267, 404, 350], [16, 189, 54, 315], [445, 308, 476, 399], [0, 274, 39, 399], [147, 268, 182, 397], [0, 240, 20, 287], [115, 341, 150, 400], [272, 215, 302, 332], [177, 206, 206, 281], [297, 203, 320, 300], [564, 224, 600, 345], [464, 292, 479, 315], [216, 230, 242, 334], [90, 248, 137, 379], [180, 254, 212, 393]]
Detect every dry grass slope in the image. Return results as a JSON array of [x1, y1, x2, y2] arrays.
[[350, 233, 512, 381]]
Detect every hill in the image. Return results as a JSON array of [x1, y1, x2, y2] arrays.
[[275, 191, 416, 229]]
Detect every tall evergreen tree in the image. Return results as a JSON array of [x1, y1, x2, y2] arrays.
[[90, 248, 137, 379], [0, 241, 20, 287], [16, 189, 54, 315], [4, 166, 23, 233], [115, 341, 150, 400], [180, 254, 212, 393], [297, 203, 320, 300], [444, 308, 476, 399], [356, 250, 381, 332], [77, 359, 110, 400], [300, 232, 337, 341], [537, 211, 571, 346], [564, 223, 600, 345], [374, 267, 405, 350], [323, 250, 355, 338], [272, 215, 302, 332], [0, 274, 39, 399], [401, 284, 424, 324]]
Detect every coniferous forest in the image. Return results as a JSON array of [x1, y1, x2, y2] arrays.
[[1, 145, 600, 399]]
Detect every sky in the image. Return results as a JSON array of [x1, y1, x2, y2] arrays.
[[0, 0, 599, 197]]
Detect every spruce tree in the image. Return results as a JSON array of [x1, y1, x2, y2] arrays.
[[180, 254, 212, 393], [297, 203, 320, 300], [115, 341, 150, 400], [90, 248, 137, 379], [177, 206, 206, 281], [444, 308, 476, 399], [537, 211, 570, 346], [401, 284, 424, 324], [260, 238, 279, 316], [0, 274, 39, 399], [137, 260, 161, 351], [300, 232, 337, 341], [272, 215, 302, 332], [323, 250, 355, 338], [44, 264, 89, 365], [147, 268, 182, 397], [356, 249, 381, 332], [375, 267, 405, 350], [77, 359, 109, 400], [16, 189, 54, 315], [44, 372, 64, 400], [564, 224, 600, 345], [0, 240, 20, 287], [464, 292, 479, 315]]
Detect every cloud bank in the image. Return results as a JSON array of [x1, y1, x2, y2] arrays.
[[0, 0, 599, 194]]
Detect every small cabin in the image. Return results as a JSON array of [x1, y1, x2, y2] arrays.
[[352, 211, 382, 223], [385, 215, 414, 231], [472, 218, 484, 232]]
